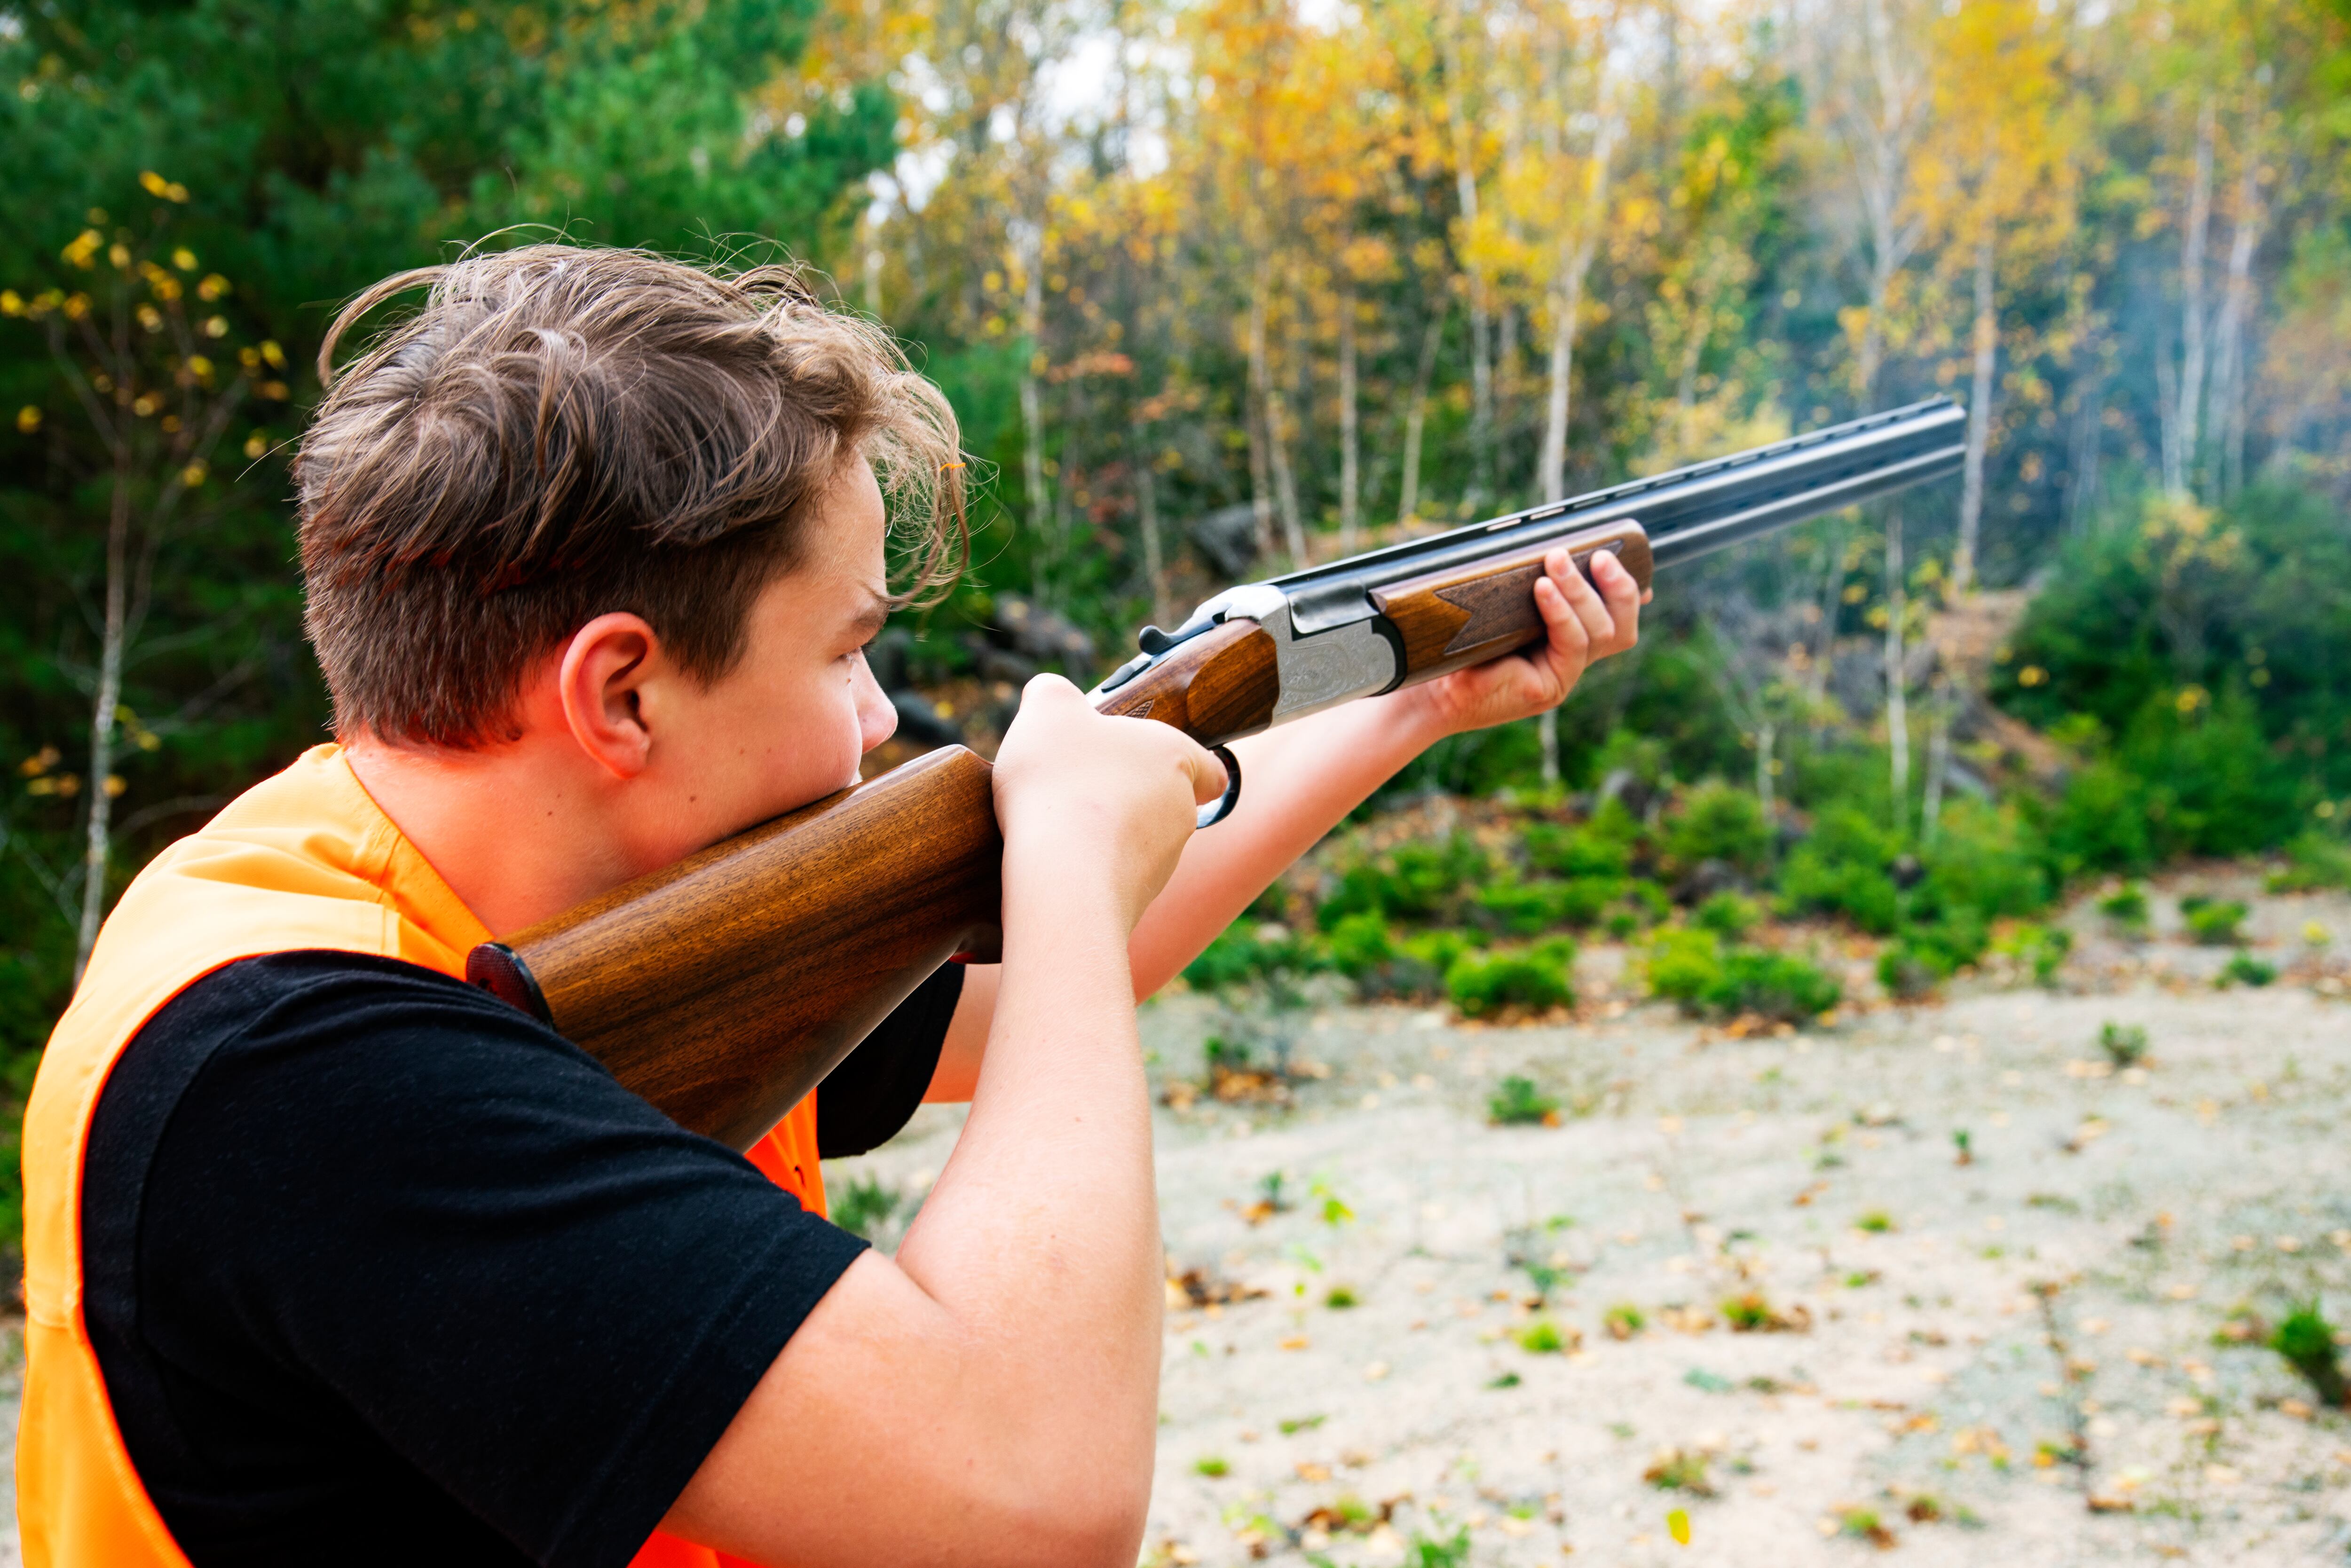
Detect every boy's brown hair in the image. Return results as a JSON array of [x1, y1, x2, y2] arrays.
[[297, 244, 965, 748]]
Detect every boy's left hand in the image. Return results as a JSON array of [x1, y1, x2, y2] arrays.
[[1396, 545, 1648, 740]]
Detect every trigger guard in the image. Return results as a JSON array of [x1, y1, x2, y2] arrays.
[[1195, 746, 1243, 829]]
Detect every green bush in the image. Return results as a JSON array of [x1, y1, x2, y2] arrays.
[[1916, 800, 2050, 922], [1994, 922, 2073, 985], [1324, 911, 1396, 978], [2180, 896, 2249, 946], [1694, 891, 1762, 938], [1710, 948, 1842, 1021], [1317, 833, 1491, 927], [2097, 883, 2151, 934], [1662, 780, 1774, 875], [1489, 1074, 1560, 1125], [1646, 928, 1838, 1019], [1522, 801, 1639, 878], [1184, 922, 1318, 991], [2098, 1022, 2149, 1067], [2270, 831, 2351, 892], [1446, 937, 1577, 1016], [2270, 1302, 2348, 1408], [1779, 807, 1901, 932], [1646, 926, 1724, 1008], [2220, 952, 2277, 988], [2035, 757, 2160, 875], [1473, 875, 1585, 936]]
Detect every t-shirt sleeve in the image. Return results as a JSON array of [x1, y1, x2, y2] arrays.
[[815, 961, 964, 1159], [120, 954, 867, 1568]]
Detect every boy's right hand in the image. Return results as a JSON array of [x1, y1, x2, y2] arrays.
[[992, 675, 1229, 935]]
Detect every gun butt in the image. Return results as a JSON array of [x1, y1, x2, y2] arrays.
[[472, 744, 1003, 1150]]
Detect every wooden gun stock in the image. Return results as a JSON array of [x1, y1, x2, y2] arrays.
[[467, 522, 1653, 1149]]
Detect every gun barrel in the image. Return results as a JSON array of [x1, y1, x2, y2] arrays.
[[1271, 397, 1964, 635]]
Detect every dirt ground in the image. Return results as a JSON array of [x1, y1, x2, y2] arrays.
[[3, 876, 2345, 1565], [839, 874, 2351, 1566]]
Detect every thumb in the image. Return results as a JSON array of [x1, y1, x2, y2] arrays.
[[1182, 739, 1231, 809]]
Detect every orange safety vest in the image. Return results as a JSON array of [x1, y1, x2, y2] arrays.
[[19, 744, 820, 1568]]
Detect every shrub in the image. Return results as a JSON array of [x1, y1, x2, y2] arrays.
[[2181, 896, 2249, 945], [1489, 1074, 1560, 1126], [1662, 780, 1774, 876], [1473, 875, 1586, 936], [2220, 952, 2277, 988], [1711, 948, 1842, 1021], [2270, 1302, 2348, 1408], [2097, 883, 2151, 934], [1324, 910, 1396, 978], [1694, 891, 1762, 938], [2271, 831, 2351, 892], [1515, 1318, 1571, 1353], [2035, 757, 2160, 875], [1447, 937, 1577, 1016], [1184, 921, 1318, 991], [1316, 833, 1491, 927], [1995, 922, 2073, 985], [1854, 1210, 1894, 1234], [1193, 1455, 1230, 1478], [1917, 800, 2050, 922], [1646, 926, 1723, 1008], [1642, 1448, 1714, 1495], [1523, 808, 1638, 878], [1779, 807, 1901, 932], [1603, 1302, 1646, 1339], [2098, 1022, 2149, 1068]]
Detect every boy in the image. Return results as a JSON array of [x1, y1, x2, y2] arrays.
[[20, 246, 1642, 1568]]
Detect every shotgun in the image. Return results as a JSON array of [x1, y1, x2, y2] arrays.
[[468, 397, 1967, 1149]]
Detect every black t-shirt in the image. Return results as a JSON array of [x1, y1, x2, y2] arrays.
[[79, 950, 962, 1568]]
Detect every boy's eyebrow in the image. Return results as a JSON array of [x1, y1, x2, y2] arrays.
[[849, 590, 892, 638]]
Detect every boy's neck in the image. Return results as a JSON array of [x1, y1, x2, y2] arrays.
[[344, 732, 641, 939]]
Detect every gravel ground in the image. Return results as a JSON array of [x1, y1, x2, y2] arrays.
[[4, 879, 2345, 1565], [838, 878, 2351, 1567]]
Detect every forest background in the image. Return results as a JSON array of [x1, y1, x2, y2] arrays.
[[3, 0, 2351, 1254]]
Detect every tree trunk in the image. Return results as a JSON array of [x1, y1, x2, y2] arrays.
[[1338, 285, 1360, 555], [1755, 717, 1777, 824], [1398, 307, 1445, 526], [1244, 266, 1277, 559], [2211, 96, 2263, 501], [1806, 518, 1846, 740], [1921, 673, 1949, 847], [1444, 26, 1492, 512], [1954, 226, 1996, 597], [1883, 510, 1909, 838], [1133, 418, 1170, 628], [1263, 369, 1306, 567], [1537, 273, 1584, 505], [1538, 118, 1617, 504], [1538, 707, 1560, 790], [2066, 368, 2104, 534], [1019, 251, 1051, 599], [2170, 94, 2215, 498], [77, 457, 133, 982]]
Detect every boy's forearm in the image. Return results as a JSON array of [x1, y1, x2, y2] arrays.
[[890, 868, 1161, 1493]]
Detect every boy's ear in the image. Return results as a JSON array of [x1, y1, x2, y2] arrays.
[[556, 613, 660, 779]]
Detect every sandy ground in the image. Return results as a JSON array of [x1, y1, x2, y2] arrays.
[[3, 878, 2345, 1565], [837, 878, 2351, 1566]]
